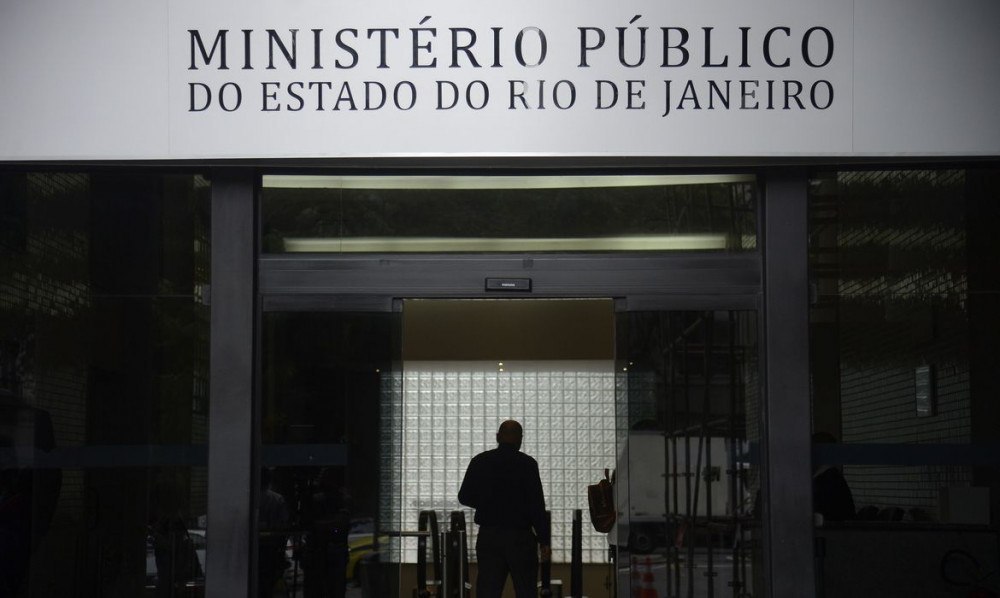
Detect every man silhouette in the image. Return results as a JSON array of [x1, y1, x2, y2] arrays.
[[458, 420, 551, 598]]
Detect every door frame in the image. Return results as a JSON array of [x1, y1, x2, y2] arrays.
[[259, 252, 761, 310]]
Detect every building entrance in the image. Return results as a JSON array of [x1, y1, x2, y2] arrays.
[[255, 171, 763, 597], [258, 296, 760, 598]]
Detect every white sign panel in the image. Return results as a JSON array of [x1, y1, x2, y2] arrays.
[[169, 0, 850, 158], [0, 0, 997, 160]]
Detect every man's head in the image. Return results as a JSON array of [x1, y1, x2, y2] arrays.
[[496, 420, 523, 450]]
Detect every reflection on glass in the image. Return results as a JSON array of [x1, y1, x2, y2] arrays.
[[260, 312, 397, 598], [808, 169, 1000, 596], [261, 175, 757, 254], [615, 310, 760, 598], [0, 172, 210, 597]]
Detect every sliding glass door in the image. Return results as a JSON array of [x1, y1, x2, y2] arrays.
[[614, 308, 762, 598], [258, 307, 403, 598]]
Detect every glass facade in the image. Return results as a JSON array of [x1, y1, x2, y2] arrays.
[[0, 172, 210, 597], [3, 163, 994, 597], [808, 169, 1000, 596], [261, 175, 757, 254]]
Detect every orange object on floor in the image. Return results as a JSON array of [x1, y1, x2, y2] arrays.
[[638, 557, 659, 598]]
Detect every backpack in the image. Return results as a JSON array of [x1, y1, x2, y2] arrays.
[[587, 468, 616, 533]]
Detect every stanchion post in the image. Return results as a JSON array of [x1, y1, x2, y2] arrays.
[[540, 510, 553, 597], [571, 509, 583, 597], [441, 530, 450, 598]]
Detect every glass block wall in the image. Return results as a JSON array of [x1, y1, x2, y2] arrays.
[[384, 360, 617, 563]]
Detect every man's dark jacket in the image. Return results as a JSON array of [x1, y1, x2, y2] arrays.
[[458, 443, 550, 545]]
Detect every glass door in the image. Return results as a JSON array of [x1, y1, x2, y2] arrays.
[[614, 309, 762, 598], [258, 307, 403, 598]]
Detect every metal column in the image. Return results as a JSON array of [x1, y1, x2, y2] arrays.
[[206, 168, 256, 598], [762, 169, 815, 597]]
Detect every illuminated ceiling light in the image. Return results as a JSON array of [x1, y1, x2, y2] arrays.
[[263, 174, 755, 190], [283, 234, 729, 253]]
